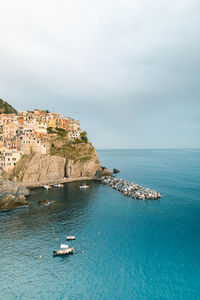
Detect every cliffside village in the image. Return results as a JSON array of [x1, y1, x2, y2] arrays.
[[0, 109, 81, 172]]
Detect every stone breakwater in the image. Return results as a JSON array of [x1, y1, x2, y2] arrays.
[[102, 176, 161, 200]]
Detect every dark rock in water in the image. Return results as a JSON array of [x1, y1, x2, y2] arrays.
[[0, 194, 29, 210], [96, 166, 112, 177], [39, 200, 54, 206], [113, 168, 120, 174]]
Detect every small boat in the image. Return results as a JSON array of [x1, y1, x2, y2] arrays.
[[66, 236, 76, 240], [43, 185, 52, 190], [53, 247, 74, 256], [53, 183, 64, 188], [80, 184, 89, 189], [60, 244, 69, 249]]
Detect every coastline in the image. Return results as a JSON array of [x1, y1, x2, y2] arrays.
[[24, 176, 102, 189]]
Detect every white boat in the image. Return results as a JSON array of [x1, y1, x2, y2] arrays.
[[53, 184, 64, 188], [60, 244, 69, 249], [53, 247, 74, 256], [43, 185, 52, 190], [66, 236, 76, 240], [80, 184, 89, 189]]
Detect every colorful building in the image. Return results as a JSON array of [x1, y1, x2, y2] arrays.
[[0, 146, 23, 172]]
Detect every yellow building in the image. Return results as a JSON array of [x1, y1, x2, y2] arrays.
[[47, 118, 57, 128]]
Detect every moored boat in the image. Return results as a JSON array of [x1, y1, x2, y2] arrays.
[[60, 244, 69, 249], [80, 184, 89, 189], [43, 185, 52, 190], [66, 236, 76, 240], [53, 247, 74, 256], [53, 184, 64, 188]]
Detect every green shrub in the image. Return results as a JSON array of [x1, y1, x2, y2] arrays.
[[80, 131, 88, 143], [47, 127, 54, 133], [55, 127, 67, 137]]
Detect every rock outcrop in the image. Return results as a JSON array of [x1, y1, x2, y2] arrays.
[[113, 168, 120, 174], [0, 178, 30, 210], [39, 200, 54, 206], [0, 178, 30, 197], [8, 143, 100, 187], [96, 166, 112, 177], [0, 194, 29, 210]]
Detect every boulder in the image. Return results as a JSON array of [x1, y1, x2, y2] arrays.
[[113, 168, 120, 174], [0, 194, 29, 210], [96, 167, 112, 177], [39, 200, 54, 206]]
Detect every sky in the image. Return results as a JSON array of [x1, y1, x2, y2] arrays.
[[0, 0, 199, 149]]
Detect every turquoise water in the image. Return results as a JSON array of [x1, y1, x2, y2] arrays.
[[0, 149, 200, 299]]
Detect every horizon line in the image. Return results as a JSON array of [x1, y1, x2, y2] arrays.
[[96, 147, 200, 150]]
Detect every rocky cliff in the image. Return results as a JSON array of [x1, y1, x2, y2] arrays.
[[8, 142, 100, 187], [0, 178, 30, 210]]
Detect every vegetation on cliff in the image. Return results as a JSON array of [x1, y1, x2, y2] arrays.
[[0, 98, 18, 114], [47, 127, 67, 137], [80, 131, 88, 143], [47, 130, 94, 163], [50, 141, 95, 163]]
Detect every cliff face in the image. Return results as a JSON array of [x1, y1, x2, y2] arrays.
[[9, 143, 100, 186], [65, 157, 100, 178]]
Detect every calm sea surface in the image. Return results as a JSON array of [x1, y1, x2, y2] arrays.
[[0, 149, 200, 300]]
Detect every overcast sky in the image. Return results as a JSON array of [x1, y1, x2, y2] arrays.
[[0, 0, 199, 149]]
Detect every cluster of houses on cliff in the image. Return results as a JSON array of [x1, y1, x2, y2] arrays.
[[0, 109, 81, 172]]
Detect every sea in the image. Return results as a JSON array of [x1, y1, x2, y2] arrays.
[[0, 149, 200, 300]]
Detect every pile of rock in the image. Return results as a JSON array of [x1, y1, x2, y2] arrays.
[[102, 176, 161, 200]]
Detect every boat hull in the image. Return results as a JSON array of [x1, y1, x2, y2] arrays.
[[66, 236, 76, 240], [53, 247, 74, 256]]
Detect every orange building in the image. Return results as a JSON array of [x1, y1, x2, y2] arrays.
[[18, 116, 24, 125], [61, 118, 68, 130]]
